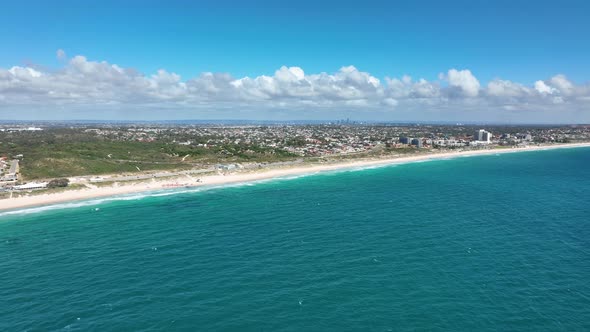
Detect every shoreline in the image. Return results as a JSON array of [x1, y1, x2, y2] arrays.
[[2, 142, 590, 213]]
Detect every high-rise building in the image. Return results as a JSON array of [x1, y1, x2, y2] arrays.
[[399, 136, 412, 144], [474, 129, 492, 143], [411, 138, 423, 148]]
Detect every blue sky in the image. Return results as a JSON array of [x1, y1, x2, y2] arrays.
[[3, 0, 589, 83], [1, 0, 589, 122]]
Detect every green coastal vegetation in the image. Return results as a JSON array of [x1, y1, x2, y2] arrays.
[[0, 128, 298, 180], [1, 124, 587, 182]]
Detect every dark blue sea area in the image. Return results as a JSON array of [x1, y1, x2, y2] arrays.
[[1, 148, 589, 331]]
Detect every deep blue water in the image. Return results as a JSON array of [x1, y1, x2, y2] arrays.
[[1, 148, 590, 331]]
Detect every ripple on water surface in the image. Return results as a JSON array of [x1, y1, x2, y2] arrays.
[[1, 148, 590, 331]]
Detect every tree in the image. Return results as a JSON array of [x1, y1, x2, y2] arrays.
[[47, 178, 69, 188]]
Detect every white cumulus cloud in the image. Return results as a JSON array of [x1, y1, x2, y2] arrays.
[[535, 80, 557, 94], [446, 69, 481, 97], [0, 51, 589, 122], [549, 74, 574, 95], [487, 79, 532, 98]]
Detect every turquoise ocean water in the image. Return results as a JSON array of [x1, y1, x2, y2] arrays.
[[1, 148, 589, 331]]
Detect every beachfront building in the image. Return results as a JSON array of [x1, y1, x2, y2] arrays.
[[474, 129, 492, 143], [399, 136, 412, 144], [411, 138, 423, 148], [12, 182, 48, 190]]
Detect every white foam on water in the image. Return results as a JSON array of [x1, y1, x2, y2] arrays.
[[0, 154, 497, 217], [0, 189, 189, 217], [0, 199, 111, 217], [275, 172, 320, 181], [0, 179, 292, 217], [1, 166, 398, 217]]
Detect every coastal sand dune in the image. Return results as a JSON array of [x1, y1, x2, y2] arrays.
[[2, 143, 589, 212]]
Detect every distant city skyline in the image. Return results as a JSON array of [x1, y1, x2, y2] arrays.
[[1, 0, 589, 123]]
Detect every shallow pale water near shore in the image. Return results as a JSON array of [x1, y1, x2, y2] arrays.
[[1, 148, 590, 331], [3, 143, 589, 212]]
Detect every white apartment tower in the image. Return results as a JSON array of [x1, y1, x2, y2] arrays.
[[475, 129, 492, 143]]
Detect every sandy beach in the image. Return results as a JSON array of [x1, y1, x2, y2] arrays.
[[2, 142, 590, 213]]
